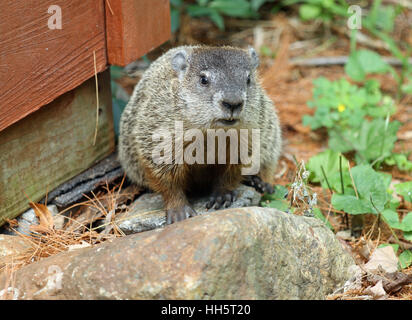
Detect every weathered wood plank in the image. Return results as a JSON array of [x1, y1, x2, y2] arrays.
[[105, 0, 171, 66], [0, 70, 115, 226], [0, 0, 107, 131]]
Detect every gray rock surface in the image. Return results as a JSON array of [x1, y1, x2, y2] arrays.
[[0, 234, 31, 264], [116, 184, 261, 234], [0, 207, 355, 300]]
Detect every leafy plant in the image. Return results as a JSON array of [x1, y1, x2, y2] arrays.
[[291, 0, 412, 269], [345, 49, 392, 82], [260, 184, 289, 212], [303, 78, 395, 131], [282, 0, 348, 22], [399, 249, 412, 269], [171, 0, 275, 31], [306, 149, 350, 192], [306, 151, 412, 267], [328, 118, 400, 166], [395, 181, 412, 203], [385, 153, 412, 172], [303, 77, 404, 170], [283, 0, 412, 99]]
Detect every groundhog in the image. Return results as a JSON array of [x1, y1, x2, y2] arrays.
[[119, 45, 282, 224]]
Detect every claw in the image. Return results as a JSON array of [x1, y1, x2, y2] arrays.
[[243, 175, 274, 194], [206, 190, 237, 210], [166, 205, 198, 225]]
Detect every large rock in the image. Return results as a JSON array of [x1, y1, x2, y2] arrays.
[[0, 207, 355, 300], [0, 234, 31, 265]]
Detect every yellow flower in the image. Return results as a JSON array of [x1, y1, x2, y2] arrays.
[[337, 104, 346, 112]]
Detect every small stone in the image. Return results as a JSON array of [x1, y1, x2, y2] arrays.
[[336, 230, 353, 241]]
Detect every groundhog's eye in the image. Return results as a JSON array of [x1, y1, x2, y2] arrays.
[[200, 75, 209, 86], [247, 75, 251, 85]]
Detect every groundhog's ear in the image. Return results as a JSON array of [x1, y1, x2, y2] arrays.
[[171, 50, 188, 76], [248, 47, 259, 69]]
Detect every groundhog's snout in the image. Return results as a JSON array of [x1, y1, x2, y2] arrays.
[[220, 95, 244, 119]]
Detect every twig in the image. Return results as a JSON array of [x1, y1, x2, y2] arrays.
[[339, 156, 344, 195], [339, 155, 349, 228], [105, 0, 114, 15], [369, 195, 405, 251], [348, 161, 359, 199], [93, 50, 99, 146], [320, 165, 333, 194]]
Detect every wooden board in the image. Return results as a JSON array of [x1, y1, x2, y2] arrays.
[[0, 0, 107, 132], [105, 0, 171, 66], [0, 70, 115, 226]]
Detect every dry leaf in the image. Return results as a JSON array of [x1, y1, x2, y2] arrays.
[[364, 246, 398, 273], [28, 202, 54, 230], [358, 238, 374, 260]]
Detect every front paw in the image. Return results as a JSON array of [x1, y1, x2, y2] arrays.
[[166, 205, 198, 225], [206, 190, 239, 210], [243, 175, 274, 194]]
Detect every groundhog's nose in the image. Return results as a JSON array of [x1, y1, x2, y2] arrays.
[[221, 100, 243, 112]]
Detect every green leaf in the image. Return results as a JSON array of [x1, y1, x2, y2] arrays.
[[351, 165, 390, 211], [209, 0, 255, 18], [251, 0, 273, 11], [404, 231, 412, 241], [196, 0, 209, 5], [260, 185, 289, 212], [110, 66, 124, 80], [170, 0, 183, 7], [395, 182, 412, 203], [345, 49, 390, 81], [209, 10, 225, 30], [328, 129, 356, 153], [400, 212, 412, 232], [401, 80, 412, 95], [374, 5, 396, 32], [399, 250, 412, 269], [186, 5, 225, 29], [386, 198, 400, 211], [332, 194, 374, 214], [261, 199, 289, 212], [186, 5, 216, 16], [332, 165, 390, 214], [306, 149, 350, 191], [346, 118, 400, 165], [170, 8, 180, 33], [382, 209, 402, 229], [384, 153, 412, 171], [261, 185, 288, 202], [299, 4, 322, 20]]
